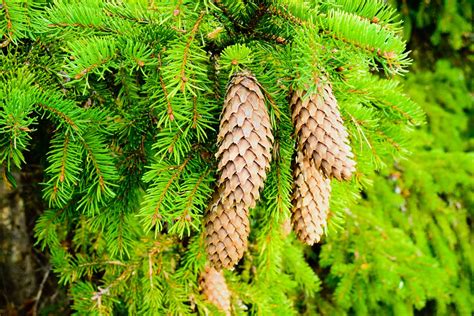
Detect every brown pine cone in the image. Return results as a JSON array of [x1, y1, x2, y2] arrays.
[[205, 72, 273, 269], [290, 84, 355, 180], [205, 194, 250, 270], [216, 71, 273, 209], [281, 218, 292, 238], [200, 266, 231, 315], [291, 152, 331, 245]]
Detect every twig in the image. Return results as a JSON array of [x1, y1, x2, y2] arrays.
[[179, 11, 205, 92], [91, 267, 134, 308], [148, 251, 154, 288], [32, 266, 51, 316], [0, 37, 11, 48]]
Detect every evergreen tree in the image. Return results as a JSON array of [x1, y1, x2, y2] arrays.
[[7, 0, 471, 314]]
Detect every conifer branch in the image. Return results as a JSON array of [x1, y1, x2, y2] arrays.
[[81, 140, 106, 190], [183, 170, 209, 214], [212, 0, 246, 32], [1, 0, 13, 38], [179, 11, 205, 92], [330, 0, 401, 32], [75, 57, 112, 80], [58, 135, 69, 183], [320, 10, 409, 74], [267, 3, 305, 26], [34, 206, 70, 250], [43, 131, 82, 207], [36, 103, 80, 131], [347, 112, 378, 159], [91, 266, 135, 309], [151, 157, 190, 227], [376, 130, 401, 151], [157, 55, 175, 121], [192, 95, 198, 128], [77, 260, 127, 268]]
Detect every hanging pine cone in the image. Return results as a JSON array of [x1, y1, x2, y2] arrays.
[[291, 151, 331, 245], [281, 218, 292, 238], [205, 71, 273, 269], [200, 266, 231, 316], [205, 194, 249, 269], [290, 84, 355, 181], [216, 72, 273, 208]]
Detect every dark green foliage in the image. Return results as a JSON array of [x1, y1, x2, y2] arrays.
[[2, 0, 470, 315], [397, 0, 472, 51]]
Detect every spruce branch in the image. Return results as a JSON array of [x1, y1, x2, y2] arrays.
[[37, 103, 79, 130], [346, 111, 382, 168], [38, 0, 117, 37], [34, 207, 67, 250], [327, 0, 401, 32], [212, 0, 248, 32], [0, 0, 35, 42], [157, 54, 175, 122], [34, 85, 89, 134], [140, 157, 191, 233], [169, 11, 205, 97], [153, 125, 192, 163], [342, 74, 424, 126], [76, 131, 118, 214], [1, 0, 13, 38], [320, 10, 410, 75], [43, 131, 83, 207], [169, 161, 213, 237], [162, 12, 206, 98], [66, 36, 117, 81], [267, 0, 313, 26]]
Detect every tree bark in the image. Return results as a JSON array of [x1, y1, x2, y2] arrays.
[[0, 174, 37, 311]]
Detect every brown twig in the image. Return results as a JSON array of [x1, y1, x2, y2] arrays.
[[179, 12, 205, 92], [0, 37, 11, 48], [32, 266, 51, 316]]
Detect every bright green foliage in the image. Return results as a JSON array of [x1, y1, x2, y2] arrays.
[[0, 69, 36, 170], [0, 0, 435, 314], [309, 2, 473, 313], [315, 55, 473, 315]]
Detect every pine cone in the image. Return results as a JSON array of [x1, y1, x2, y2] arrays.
[[216, 72, 273, 209], [205, 72, 273, 269], [291, 152, 331, 245], [281, 218, 292, 238], [291, 84, 355, 180], [205, 195, 249, 269], [200, 266, 231, 315]]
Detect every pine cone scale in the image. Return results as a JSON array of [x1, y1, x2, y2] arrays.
[[291, 152, 331, 245], [200, 266, 231, 316], [291, 85, 356, 180], [205, 201, 250, 269]]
